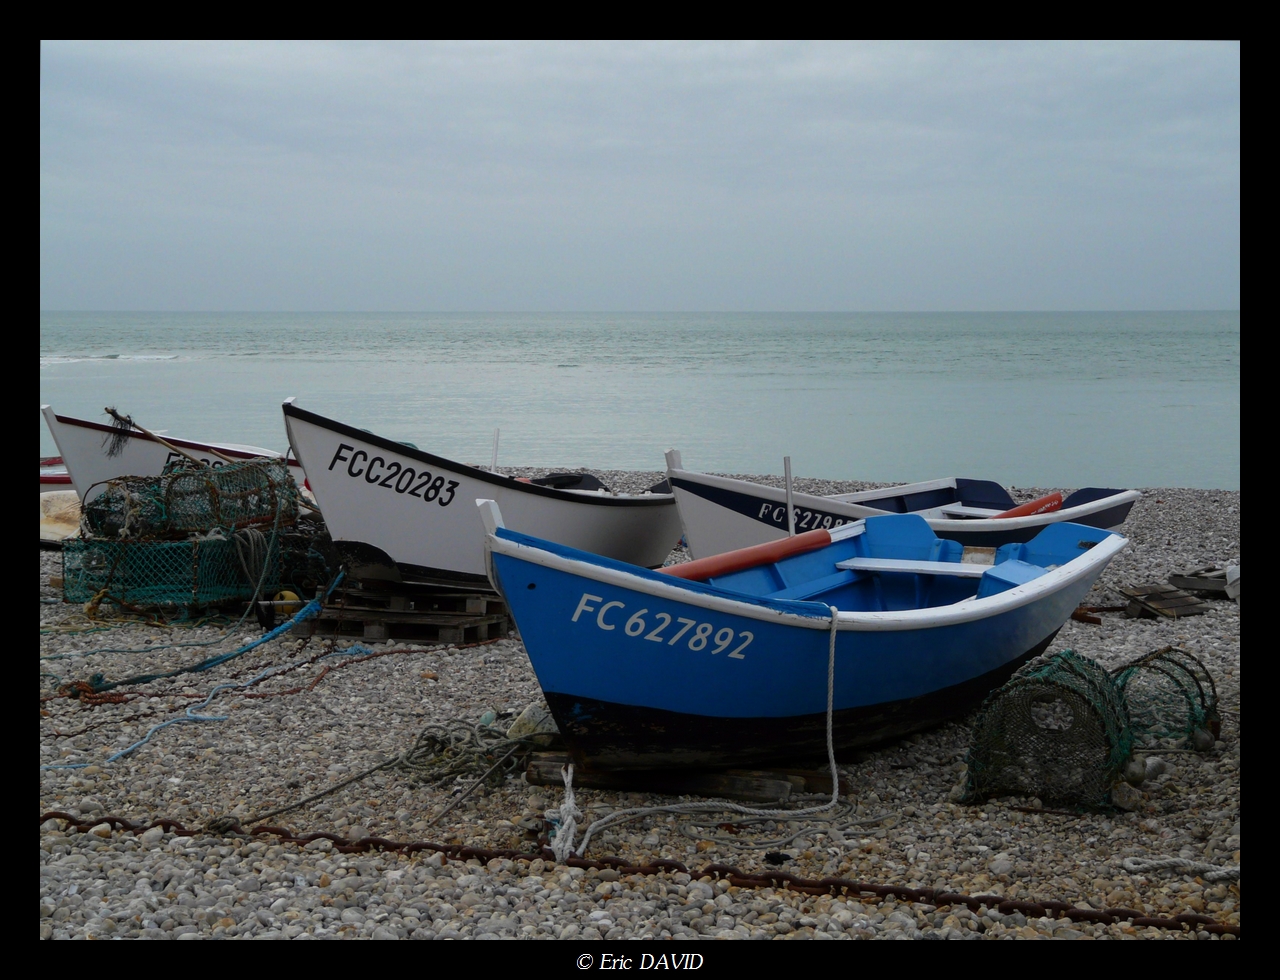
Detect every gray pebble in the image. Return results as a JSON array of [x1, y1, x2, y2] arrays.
[[37, 484, 1239, 940]]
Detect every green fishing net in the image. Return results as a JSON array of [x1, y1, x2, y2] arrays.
[[62, 531, 280, 609]]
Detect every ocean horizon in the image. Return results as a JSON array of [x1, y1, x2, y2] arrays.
[[39, 310, 1240, 491]]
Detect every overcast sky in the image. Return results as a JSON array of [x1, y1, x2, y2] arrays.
[[40, 41, 1239, 312]]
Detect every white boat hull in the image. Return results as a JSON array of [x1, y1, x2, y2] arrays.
[[42, 406, 302, 502], [283, 400, 683, 582]]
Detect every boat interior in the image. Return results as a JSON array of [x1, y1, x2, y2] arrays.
[[693, 515, 1109, 612]]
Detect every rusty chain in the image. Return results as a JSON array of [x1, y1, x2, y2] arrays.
[[38, 811, 1239, 936]]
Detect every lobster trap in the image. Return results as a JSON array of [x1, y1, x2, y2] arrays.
[[65, 457, 299, 612], [963, 650, 1134, 809], [81, 457, 300, 540], [1111, 646, 1220, 748], [62, 529, 282, 610]]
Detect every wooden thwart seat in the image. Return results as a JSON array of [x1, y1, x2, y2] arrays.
[[935, 504, 1004, 518], [835, 557, 989, 577]]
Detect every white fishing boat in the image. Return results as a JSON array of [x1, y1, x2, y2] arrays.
[[283, 399, 683, 586], [41, 405, 304, 502], [665, 450, 1141, 559]]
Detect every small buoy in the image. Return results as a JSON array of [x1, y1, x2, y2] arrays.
[[274, 590, 303, 615]]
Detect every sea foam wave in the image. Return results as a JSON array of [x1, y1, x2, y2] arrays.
[[40, 354, 181, 365]]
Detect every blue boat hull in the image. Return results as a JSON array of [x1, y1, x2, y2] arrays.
[[541, 632, 1057, 769], [486, 516, 1121, 770]]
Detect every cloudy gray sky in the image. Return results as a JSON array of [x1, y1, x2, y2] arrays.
[[40, 41, 1239, 311]]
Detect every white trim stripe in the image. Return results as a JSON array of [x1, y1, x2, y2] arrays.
[[487, 531, 1127, 633]]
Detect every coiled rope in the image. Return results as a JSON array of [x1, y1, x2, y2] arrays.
[[553, 605, 848, 859]]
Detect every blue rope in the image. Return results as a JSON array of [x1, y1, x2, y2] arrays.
[[43, 669, 272, 770], [41, 572, 346, 771], [77, 571, 344, 693]]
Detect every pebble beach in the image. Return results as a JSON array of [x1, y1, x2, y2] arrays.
[[39, 474, 1240, 941]]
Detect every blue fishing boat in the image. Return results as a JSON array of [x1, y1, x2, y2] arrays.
[[479, 501, 1127, 770]]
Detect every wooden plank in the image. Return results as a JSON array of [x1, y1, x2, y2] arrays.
[[314, 608, 506, 627], [960, 546, 998, 566], [1168, 573, 1230, 594], [328, 588, 507, 617], [938, 505, 1004, 517], [1119, 584, 1209, 619]]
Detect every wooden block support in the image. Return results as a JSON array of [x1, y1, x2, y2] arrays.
[[525, 753, 795, 802], [734, 768, 858, 796]]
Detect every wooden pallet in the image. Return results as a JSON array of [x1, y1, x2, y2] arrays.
[[1119, 583, 1210, 619], [296, 607, 510, 643], [294, 574, 510, 643], [327, 584, 506, 617], [290, 568, 514, 644]]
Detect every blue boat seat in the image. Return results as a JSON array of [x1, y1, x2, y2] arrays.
[[859, 513, 944, 558], [974, 559, 1048, 599]]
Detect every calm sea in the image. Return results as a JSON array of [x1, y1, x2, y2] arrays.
[[39, 312, 1239, 490]]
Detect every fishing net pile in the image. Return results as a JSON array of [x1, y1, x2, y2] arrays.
[[63, 457, 304, 611], [962, 646, 1221, 809]]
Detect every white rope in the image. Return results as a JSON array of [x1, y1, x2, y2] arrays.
[[1121, 856, 1240, 883], [548, 764, 583, 864], [553, 605, 847, 860]]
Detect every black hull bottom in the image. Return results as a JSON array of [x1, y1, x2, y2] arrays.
[[326, 539, 494, 591], [544, 631, 1060, 771]]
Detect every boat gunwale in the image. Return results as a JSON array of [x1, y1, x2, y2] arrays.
[[42, 406, 298, 466], [485, 522, 1127, 633], [667, 466, 1141, 529], [284, 399, 675, 508]]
